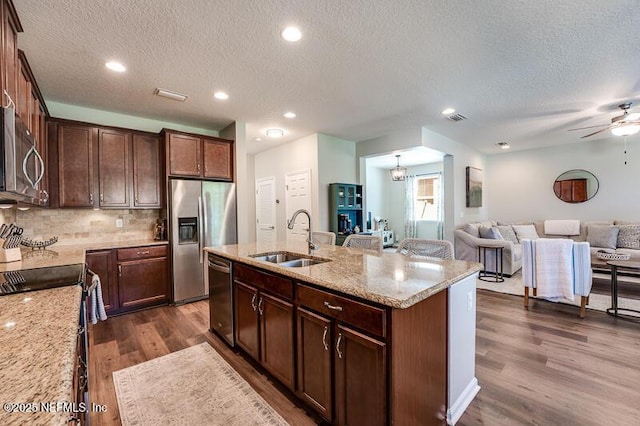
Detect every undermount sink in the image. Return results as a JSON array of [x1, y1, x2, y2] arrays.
[[249, 251, 330, 267]]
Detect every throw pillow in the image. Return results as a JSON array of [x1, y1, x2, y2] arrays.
[[496, 225, 518, 244], [587, 225, 619, 249], [463, 223, 481, 238], [616, 225, 640, 249], [479, 226, 503, 240], [511, 224, 539, 242]]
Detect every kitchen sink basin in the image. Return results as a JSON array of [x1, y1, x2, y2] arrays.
[[278, 258, 328, 267], [249, 251, 330, 267]]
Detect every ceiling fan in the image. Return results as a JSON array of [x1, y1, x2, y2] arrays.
[[568, 103, 640, 138]]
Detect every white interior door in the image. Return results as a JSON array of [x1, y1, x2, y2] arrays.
[[285, 169, 312, 241], [256, 177, 276, 244]]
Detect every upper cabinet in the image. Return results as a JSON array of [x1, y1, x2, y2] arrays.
[[164, 129, 234, 181], [1, 0, 20, 111], [48, 120, 164, 209]]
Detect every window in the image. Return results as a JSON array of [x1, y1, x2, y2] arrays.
[[414, 174, 440, 221]]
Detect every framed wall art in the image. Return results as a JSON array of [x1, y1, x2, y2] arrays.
[[466, 167, 482, 207]]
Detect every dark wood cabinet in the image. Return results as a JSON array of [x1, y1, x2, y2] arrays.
[[57, 123, 96, 207], [165, 129, 234, 181], [132, 133, 162, 208], [85, 250, 118, 314], [335, 324, 386, 426], [118, 256, 169, 311], [235, 281, 260, 360], [48, 119, 162, 208], [1, 0, 20, 112], [98, 129, 130, 208], [203, 137, 233, 180], [296, 307, 333, 420], [86, 244, 168, 315], [233, 264, 295, 390]]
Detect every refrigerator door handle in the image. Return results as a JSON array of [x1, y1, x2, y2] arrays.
[[198, 196, 204, 264]]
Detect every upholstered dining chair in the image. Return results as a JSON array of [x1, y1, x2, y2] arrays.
[[396, 238, 454, 260], [312, 231, 336, 246], [342, 234, 383, 254]]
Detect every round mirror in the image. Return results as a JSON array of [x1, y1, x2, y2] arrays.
[[553, 169, 599, 203]]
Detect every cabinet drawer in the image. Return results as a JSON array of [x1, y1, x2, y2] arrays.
[[296, 284, 387, 338], [234, 263, 293, 300], [117, 245, 167, 261]]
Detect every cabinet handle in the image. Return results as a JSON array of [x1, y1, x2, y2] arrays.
[[336, 333, 343, 359], [89, 193, 93, 204], [197, 163, 201, 173], [324, 301, 343, 312], [258, 297, 264, 316], [251, 293, 257, 311], [77, 325, 84, 336], [68, 416, 81, 423], [100, 193, 104, 203], [136, 250, 150, 255], [322, 326, 329, 351], [135, 194, 139, 204], [118, 265, 122, 277], [40, 189, 49, 204]]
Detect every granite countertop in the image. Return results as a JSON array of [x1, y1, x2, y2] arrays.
[[0, 285, 83, 426], [0, 239, 168, 273], [205, 241, 482, 309]]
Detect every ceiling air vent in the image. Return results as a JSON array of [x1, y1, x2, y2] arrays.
[[446, 113, 467, 122]]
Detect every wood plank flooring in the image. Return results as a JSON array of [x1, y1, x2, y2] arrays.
[[88, 290, 640, 426]]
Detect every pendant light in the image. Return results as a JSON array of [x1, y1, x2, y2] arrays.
[[390, 155, 407, 181]]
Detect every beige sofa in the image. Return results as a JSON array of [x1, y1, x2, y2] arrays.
[[454, 219, 640, 276]]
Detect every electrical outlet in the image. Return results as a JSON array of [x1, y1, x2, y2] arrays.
[[467, 291, 473, 311], [115, 219, 124, 228]]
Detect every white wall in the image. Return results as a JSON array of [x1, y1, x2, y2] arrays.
[[318, 134, 357, 231], [254, 134, 319, 240], [47, 101, 220, 136], [487, 136, 640, 222], [364, 165, 388, 230]]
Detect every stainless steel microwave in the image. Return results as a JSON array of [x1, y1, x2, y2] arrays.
[[0, 107, 44, 205]]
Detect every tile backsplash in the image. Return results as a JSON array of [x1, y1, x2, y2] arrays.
[[5, 208, 161, 246]]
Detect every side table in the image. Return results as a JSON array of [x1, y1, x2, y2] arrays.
[[606, 260, 640, 319], [477, 245, 504, 282]]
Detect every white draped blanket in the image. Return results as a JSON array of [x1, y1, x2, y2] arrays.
[[533, 238, 575, 301]]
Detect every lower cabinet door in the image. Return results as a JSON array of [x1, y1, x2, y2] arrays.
[[234, 281, 260, 360], [335, 324, 387, 426], [118, 257, 168, 310], [85, 250, 118, 313], [260, 292, 295, 390], [296, 307, 333, 421]]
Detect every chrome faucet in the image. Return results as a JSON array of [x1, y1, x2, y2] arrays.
[[287, 209, 317, 254]]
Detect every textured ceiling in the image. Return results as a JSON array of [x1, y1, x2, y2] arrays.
[[14, 0, 640, 155]]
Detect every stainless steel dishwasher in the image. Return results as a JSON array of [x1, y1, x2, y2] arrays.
[[208, 254, 234, 347]]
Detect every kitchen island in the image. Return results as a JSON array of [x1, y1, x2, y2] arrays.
[[205, 241, 483, 425]]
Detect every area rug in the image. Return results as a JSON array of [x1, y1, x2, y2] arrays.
[[476, 271, 640, 314], [113, 343, 289, 426]]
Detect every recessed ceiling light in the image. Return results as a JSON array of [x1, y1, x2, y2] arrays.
[[214, 91, 229, 100], [281, 26, 302, 42], [266, 128, 285, 138], [441, 108, 455, 115], [105, 61, 126, 72], [284, 112, 296, 119], [154, 88, 188, 102], [255, 138, 262, 142], [497, 142, 510, 149]]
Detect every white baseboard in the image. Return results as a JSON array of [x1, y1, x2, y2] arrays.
[[447, 378, 480, 425]]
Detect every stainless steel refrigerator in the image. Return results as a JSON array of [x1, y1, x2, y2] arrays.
[[169, 179, 237, 304]]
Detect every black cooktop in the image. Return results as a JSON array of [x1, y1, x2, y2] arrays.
[[0, 263, 85, 295]]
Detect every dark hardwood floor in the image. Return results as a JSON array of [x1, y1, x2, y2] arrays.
[[88, 290, 640, 426]]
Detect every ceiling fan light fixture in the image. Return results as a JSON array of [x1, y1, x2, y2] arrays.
[[611, 124, 640, 137], [389, 155, 407, 181]]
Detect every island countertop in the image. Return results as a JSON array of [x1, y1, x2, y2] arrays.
[[205, 241, 482, 309]]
